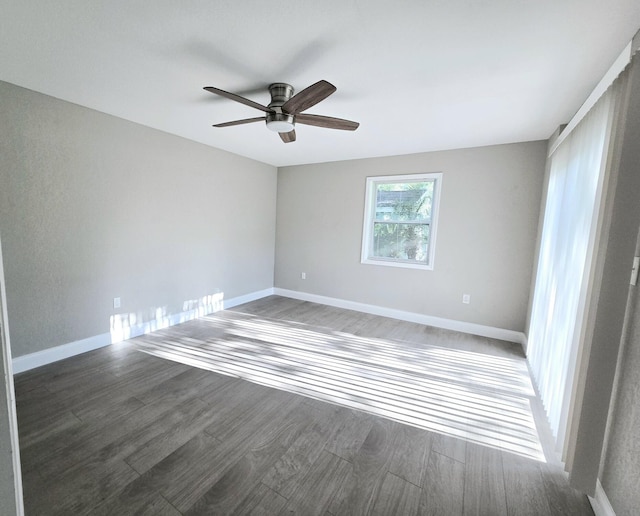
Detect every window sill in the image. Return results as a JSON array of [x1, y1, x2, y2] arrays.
[[361, 258, 434, 271]]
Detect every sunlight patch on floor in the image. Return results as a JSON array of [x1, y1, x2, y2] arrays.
[[132, 310, 546, 462]]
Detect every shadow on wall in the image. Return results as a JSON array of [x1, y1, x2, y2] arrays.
[[109, 292, 225, 343]]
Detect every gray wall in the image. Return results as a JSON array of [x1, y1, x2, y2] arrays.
[[601, 233, 640, 515], [566, 55, 640, 496], [275, 142, 546, 332], [597, 57, 640, 514], [0, 81, 277, 357]]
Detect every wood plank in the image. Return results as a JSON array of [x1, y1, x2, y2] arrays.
[[24, 455, 139, 515], [231, 482, 289, 516], [370, 471, 421, 516], [182, 455, 260, 515], [501, 451, 552, 516], [164, 392, 307, 512], [131, 431, 225, 511], [18, 407, 81, 449], [231, 295, 300, 318], [18, 395, 145, 472], [20, 355, 184, 425], [420, 451, 464, 516], [278, 450, 351, 516], [463, 442, 507, 516], [330, 418, 400, 515], [108, 348, 179, 378], [323, 407, 374, 462], [204, 384, 299, 440], [40, 362, 120, 394], [68, 359, 191, 420], [334, 311, 379, 336], [182, 397, 311, 514], [88, 476, 181, 516], [271, 300, 325, 323], [14, 342, 141, 391], [72, 394, 146, 425], [261, 400, 349, 498], [387, 423, 433, 486], [16, 385, 73, 434], [21, 468, 48, 516], [36, 395, 210, 479], [123, 395, 229, 474], [135, 366, 233, 405], [431, 431, 467, 464]]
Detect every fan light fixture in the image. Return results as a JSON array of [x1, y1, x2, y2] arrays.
[[266, 113, 295, 133]]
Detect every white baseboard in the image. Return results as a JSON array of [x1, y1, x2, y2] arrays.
[[589, 479, 616, 516], [224, 288, 275, 309], [12, 287, 277, 374], [13, 285, 525, 373], [12, 333, 112, 374], [273, 288, 526, 345]]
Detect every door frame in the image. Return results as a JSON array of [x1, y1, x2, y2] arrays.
[[0, 235, 24, 515]]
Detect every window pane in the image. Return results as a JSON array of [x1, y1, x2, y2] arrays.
[[375, 181, 433, 221], [362, 172, 441, 270], [372, 222, 430, 262]]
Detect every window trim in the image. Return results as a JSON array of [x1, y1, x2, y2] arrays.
[[360, 172, 442, 271]]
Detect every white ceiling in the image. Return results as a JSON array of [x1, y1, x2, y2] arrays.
[[2, 1, 639, 167]]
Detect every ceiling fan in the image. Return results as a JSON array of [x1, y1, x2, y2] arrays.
[[203, 80, 359, 143]]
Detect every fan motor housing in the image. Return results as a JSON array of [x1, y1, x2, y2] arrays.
[[268, 83, 294, 106], [266, 83, 295, 132]]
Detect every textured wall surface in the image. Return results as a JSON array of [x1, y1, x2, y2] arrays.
[[0, 81, 277, 357], [602, 282, 640, 516], [599, 63, 640, 511]]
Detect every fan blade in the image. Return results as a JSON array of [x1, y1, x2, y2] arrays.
[[213, 117, 264, 128], [282, 80, 336, 114], [203, 86, 272, 113], [280, 130, 296, 143], [296, 113, 359, 131]]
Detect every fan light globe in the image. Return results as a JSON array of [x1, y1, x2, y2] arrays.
[[266, 119, 295, 133], [266, 112, 295, 133]]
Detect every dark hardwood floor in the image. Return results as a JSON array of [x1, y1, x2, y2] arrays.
[[14, 296, 594, 515]]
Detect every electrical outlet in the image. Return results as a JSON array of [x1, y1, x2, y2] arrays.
[[113, 297, 121, 309], [301, 272, 306, 280], [462, 294, 471, 304]]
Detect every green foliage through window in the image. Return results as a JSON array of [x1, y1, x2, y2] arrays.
[[362, 174, 441, 268]]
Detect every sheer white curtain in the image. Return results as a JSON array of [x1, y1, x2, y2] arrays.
[[527, 80, 622, 456]]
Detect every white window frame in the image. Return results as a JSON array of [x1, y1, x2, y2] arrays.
[[361, 172, 442, 270]]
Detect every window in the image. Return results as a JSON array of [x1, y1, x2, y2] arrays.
[[361, 173, 442, 270]]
